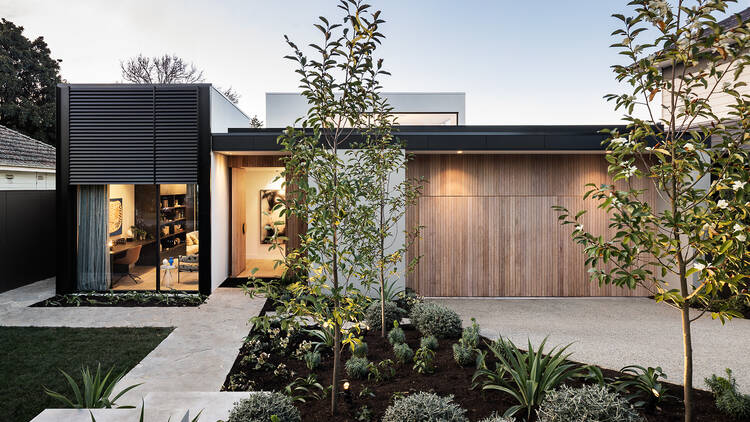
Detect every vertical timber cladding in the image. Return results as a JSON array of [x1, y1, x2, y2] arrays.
[[68, 86, 199, 184], [405, 154, 654, 297]]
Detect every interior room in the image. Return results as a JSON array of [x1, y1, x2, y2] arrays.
[[230, 162, 287, 279], [75, 184, 200, 292]]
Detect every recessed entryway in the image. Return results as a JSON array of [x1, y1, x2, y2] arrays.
[[228, 155, 290, 279]]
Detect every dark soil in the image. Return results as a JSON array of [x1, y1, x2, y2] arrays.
[[32, 292, 206, 307], [223, 316, 739, 422]]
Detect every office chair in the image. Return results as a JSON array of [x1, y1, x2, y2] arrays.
[[113, 245, 143, 285]]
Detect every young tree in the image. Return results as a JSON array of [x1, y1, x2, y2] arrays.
[[554, 2, 750, 420], [357, 94, 423, 337], [258, 0, 388, 414], [0, 19, 61, 145], [120, 53, 239, 103]]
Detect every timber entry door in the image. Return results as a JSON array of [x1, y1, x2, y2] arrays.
[[231, 168, 247, 277]]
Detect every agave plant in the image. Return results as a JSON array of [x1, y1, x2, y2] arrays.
[[283, 374, 328, 403], [614, 365, 673, 411], [43, 364, 140, 409], [472, 336, 582, 420], [305, 326, 335, 353]]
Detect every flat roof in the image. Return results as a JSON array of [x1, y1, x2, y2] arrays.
[[212, 125, 630, 152]]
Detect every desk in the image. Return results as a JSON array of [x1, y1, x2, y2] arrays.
[[110, 239, 155, 255]]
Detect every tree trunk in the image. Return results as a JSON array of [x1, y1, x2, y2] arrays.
[[380, 196, 386, 338], [331, 320, 342, 414], [681, 300, 694, 422], [678, 251, 693, 422]]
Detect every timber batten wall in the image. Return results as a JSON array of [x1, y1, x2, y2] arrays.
[[406, 154, 655, 297]]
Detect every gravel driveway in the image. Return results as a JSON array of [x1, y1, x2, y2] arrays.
[[432, 297, 750, 390]]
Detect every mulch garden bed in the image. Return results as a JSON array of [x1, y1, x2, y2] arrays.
[[222, 300, 744, 421], [32, 291, 207, 307]]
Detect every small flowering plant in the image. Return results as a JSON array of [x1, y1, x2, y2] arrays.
[[553, 1, 750, 420]]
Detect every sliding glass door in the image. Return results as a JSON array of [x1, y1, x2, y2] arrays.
[[75, 184, 198, 292]]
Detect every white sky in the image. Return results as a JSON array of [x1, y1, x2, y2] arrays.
[[3, 0, 747, 125]]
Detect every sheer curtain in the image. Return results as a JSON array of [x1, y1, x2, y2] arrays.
[[77, 185, 110, 290]]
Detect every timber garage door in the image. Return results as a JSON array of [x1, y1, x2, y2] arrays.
[[405, 154, 653, 297]]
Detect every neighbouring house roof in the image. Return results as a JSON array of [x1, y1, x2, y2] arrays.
[[0, 124, 55, 169], [719, 6, 750, 30], [654, 7, 750, 69]]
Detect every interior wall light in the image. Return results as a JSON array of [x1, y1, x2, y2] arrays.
[[456, 150, 464, 154]]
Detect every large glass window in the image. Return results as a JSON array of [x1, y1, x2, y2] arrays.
[[76, 184, 198, 292], [158, 184, 199, 291]]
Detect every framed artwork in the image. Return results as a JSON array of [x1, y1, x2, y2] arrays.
[[260, 189, 287, 244], [109, 198, 123, 236]]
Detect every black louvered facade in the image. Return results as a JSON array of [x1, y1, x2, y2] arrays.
[[57, 84, 212, 296], [66, 85, 200, 184], [155, 87, 199, 183]]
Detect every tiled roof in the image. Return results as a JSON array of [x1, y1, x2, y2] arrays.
[[0, 124, 55, 169], [718, 7, 750, 30]]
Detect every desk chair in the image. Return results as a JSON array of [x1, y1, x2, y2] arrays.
[[113, 245, 143, 285]]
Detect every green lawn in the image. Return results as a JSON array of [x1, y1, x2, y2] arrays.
[[0, 326, 173, 422]]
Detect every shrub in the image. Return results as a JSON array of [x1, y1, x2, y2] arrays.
[[352, 341, 368, 358], [382, 392, 468, 422], [304, 351, 321, 370], [365, 300, 405, 331], [461, 318, 480, 348], [705, 368, 750, 419], [420, 335, 438, 351], [536, 384, 643, 422], [409, 302, 462, 339], [393, 342, 414, 364], [368, 359, 396, 382], [395, 288, 423, 313], [472, 336, 582, 421], [345, 356, 370, 380], [227, 392, 301, 422], [477, 414, 515, 422], [413, 346, 436, 374], [388, 323, 406, 345], [452, 341, 475, 367]]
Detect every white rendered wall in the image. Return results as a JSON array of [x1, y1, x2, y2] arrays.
[[306, 149, 406, 297], [210, 152, 231, 292], [265, 92, 466, 127], [244, 167, 286, 261], [0, 168, 55, 191], [210, 87, 250, 133]]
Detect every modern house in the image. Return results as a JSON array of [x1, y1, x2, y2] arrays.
[[56, 84, 654, 297], [1, 124, 56, 292]]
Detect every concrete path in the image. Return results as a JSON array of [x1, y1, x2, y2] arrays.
[[433, 297, 750, 390], [0, 278, 265, 408]]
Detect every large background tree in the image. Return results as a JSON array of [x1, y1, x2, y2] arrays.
[[0, 18, 61, 145], [120, 53, 240, 104], [555, 1, 750, 421]]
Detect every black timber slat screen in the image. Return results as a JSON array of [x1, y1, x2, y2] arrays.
[[69, 87, 155, 184], [155, 87, 199, 183], [68, 86, 200, 184]]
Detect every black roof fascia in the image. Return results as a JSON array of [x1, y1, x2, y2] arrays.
[[213, 125, 636, 152]]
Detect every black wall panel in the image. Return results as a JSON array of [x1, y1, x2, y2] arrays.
[[67, 86, 199, 184], [0, 190, 56, 293], [69, 87, 155, 184], [155, 87, 199, 183]]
